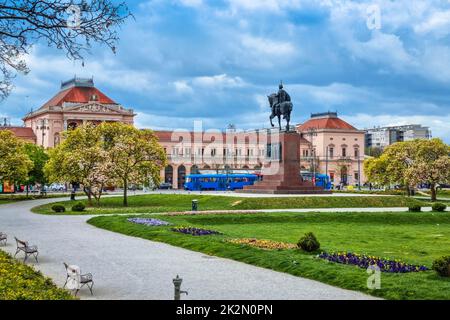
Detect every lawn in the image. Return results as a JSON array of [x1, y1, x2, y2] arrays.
[[0, 250, 74, 300], [88, 211, 450, 300], [32, 194, 425, 215]]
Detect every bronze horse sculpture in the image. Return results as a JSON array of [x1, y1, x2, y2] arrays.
[[268, 93, 293, 131]]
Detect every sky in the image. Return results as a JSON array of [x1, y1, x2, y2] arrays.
[[1, 0, 450, 142]]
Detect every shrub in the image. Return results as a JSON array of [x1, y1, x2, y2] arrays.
[[0, 251, 74, 300], [71, 202, 86, 212], [297, 232, 320, 252], [432, 203, 447, 212], [51, 205, 65, 213], [432, 256, 450, 277], [408, 204, 421, 212]]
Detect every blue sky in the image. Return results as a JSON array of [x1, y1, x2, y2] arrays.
[[1, 0, 450, 141]]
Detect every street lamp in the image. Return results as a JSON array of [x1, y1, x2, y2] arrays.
[[307, 128, 317, 182]]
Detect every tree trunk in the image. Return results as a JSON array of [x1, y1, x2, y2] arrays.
[[26, 185, 29, 198], [123, 179, 128, 207], [431, 184, 437, 202], [84, 187, 93, 206]]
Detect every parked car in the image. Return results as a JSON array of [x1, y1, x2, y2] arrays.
[[47, 183, 66, 192], [158, 182, 172, 190]]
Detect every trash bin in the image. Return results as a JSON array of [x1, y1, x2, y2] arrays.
[[192, 200, 198, 211], [70, 191, 76, 201]]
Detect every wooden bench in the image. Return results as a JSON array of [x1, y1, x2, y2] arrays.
[[14, 237, 39, 263]]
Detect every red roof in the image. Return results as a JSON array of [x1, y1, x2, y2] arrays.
[[297, 116, 357, 131], [0, 127, 36, 142], [41, 86, 117, 109]]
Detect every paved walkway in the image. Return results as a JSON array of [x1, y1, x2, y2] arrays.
[[0, 198, 377, 300]]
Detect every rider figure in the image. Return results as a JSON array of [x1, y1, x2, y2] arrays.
[[277, 82, 290, 105]]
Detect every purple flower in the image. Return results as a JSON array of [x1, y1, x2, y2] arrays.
[[319, 252, 428, 273], [127, 218, 171, 226], [171, 227, 222, 236]]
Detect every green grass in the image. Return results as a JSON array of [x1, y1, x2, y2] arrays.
[[32, 194, 425, 215], [0, 250, 74, 300], [88, 211, 450, 300], [436, 190, 450, 199]]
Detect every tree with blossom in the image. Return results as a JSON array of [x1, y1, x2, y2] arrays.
[[45, 124, 113, 205], [404, 139, 450, 201], [99, 122, 167, 207], [364, 138, 450, 200]]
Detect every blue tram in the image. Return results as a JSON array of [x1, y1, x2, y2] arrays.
[[184, 174, 259, 191], [300, 172, 332, 190]]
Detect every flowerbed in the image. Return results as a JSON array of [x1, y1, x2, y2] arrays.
[[228, 238, 296, 250], [0, 251, 74, 300], [319, 252, 429, 273], [127, 218, 171, 226], [171, 226, 222, 236]]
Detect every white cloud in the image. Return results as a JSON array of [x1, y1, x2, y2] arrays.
[[178, 0, 203, 8], [24, 48, 156, 94], [173, 80, 193, 94], [226, 0, 301, 13], [240, 35, 295, 57], [192, 74, 245, 88], [414, 10, 450, 37]]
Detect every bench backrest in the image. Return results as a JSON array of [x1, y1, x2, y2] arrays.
[[14, 237, 28, 248]]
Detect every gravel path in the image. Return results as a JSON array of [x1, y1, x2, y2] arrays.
[[0, 198, 378, 300]]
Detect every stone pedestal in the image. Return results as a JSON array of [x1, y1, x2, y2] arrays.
[[238, 131, 330, 194]]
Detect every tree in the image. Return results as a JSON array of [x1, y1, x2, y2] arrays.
[[45, 124, 113, 205], [22, 143, 49, 196], [364, 155, 390, 187], [404, 139, 450, 201], [99, 122, 167, 207], [0, 0, 131, 100], [364, 138, 450, 200], [0, 130, 33, 187]]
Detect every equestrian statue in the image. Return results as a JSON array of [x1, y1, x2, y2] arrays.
[[269, 82, 293, 131]]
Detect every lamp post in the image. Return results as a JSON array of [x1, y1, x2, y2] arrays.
[[307, 128, 317, 183]]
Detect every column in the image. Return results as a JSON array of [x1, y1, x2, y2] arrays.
[[172, 165, 179, 189]]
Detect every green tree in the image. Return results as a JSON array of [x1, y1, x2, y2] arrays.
[[22, 143, 49, 196], [99, 122, 167, 207], [364, 155, 390, 187], [404, 139, 450, 201], [0, 130, 33, 188], [364, 138, 450, 200], [45, 124, 113, 205]]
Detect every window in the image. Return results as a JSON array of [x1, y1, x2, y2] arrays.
[[329, 147, 334, 158], [342, 147, 347, 157], [354, 172, 360, 181], [354, 148, 359, 158]]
